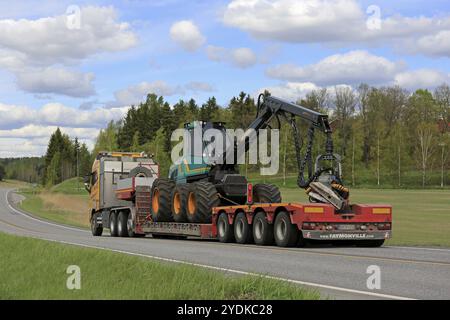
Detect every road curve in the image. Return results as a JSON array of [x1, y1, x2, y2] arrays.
[[1, 186, 449, 300]]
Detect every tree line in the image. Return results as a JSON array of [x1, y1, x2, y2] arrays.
[[93, 85, 449, 188], [2, 83, 448, 188]]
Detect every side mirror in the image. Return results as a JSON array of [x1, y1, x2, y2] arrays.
[[83, 175, 91, 193]]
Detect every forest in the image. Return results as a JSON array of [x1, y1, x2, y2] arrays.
[[1, 83, 449, 188]]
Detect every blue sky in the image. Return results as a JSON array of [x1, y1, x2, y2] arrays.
[[0, 0, 449, 157]]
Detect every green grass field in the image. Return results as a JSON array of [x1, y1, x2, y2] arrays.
[[0, 232, 319, 300], [280, 187, 450, 247]]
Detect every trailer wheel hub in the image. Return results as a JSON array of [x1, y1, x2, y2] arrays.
[[276, 219, 287, 240], [254, 219, 263, 239]]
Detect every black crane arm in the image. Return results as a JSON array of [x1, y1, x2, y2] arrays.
[[227, 94, 340, 192]]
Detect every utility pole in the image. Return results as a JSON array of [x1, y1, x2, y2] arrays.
[[72, 137, 80, 191], [439, 143, 446, 188]]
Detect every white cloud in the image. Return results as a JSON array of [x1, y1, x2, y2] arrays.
[[16, 67, 96, 97], [107, 80, 183, 108], [170, 20, 206, 52], [0, 102, 128, 130], [257, 82, 320, 101], [206, 45, 258, 68], [0, 126, 98, 158], [0, 6, 137, 97], [394, 69, 450, 90], [266, 50, 404, 86], [107, 80, 215, 108], [0, 6, 137, 65], [413, 30, 450, 57], [185, 81, 214, 93], [223, 0, 450, 57]]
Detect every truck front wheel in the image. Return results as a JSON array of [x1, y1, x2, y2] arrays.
[[109, 212, 118, 237], [91, 213, 103, 236], [252, 212, 274, 246], [274, 211, 299, 247]]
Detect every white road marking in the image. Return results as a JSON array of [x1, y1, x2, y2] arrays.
[[387, 246, 450, 253], [5, 190, 90, 234], [35, 236, 416, 300]]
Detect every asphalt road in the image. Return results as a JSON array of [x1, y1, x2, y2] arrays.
[[1, 186, 449, 300]]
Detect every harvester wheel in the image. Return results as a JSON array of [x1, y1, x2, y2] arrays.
[[171, 184, 189, 222], [252, 212, 274, 246], [217, 213, 234, 243], [117, 211, 129, 237], [151, 179, 175, 222], [109, 212, 118, 237], [234, 212, 252, 244], [274, 211, 299, 247], [253, 184, 282, 203], [186, 181, 219, 223], [91, 213, 103, 236]]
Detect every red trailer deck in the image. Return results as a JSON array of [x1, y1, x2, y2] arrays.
[[129, 189, 391, 247]]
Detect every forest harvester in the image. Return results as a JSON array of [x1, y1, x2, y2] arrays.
[[85, 95, 392, 247]]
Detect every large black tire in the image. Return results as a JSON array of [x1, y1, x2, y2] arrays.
[[117, 211, 129, 237], [234, 212, 252, 244], [274, 211, 299, 247], [151, 178, 175, 222], [109, 212, 118, 237], [356, 240, 385, 247], [91, 212, 103, 236], [171, 184, 189, 222], [126, 211, 136, 237], [217, 212, 234, 243], [128, 166, 153, 178], [252, 211, 274, 246], [186, 181, 219, 223], [253, 184, 282, 203]]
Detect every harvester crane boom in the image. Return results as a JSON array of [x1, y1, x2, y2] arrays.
[[228, 94, 348, 210]]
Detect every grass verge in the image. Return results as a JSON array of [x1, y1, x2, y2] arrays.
[[0, 232, 320, 300], [18, 188, 89, 229]]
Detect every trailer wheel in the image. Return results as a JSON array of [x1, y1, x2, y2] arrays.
[[91, 213, 103, 236], [356, 240, 385, 247], [186, 181, 219, 223], [217, 213, 234, 243], [234, 212, 252, 244], [109, 212, 118, 237], [151, 178, 175, 222], [171, 184, 189, 222], [253, 184, 282, 203], [126, 212, 136, 237], [252, 212, 274, 246], [117, 211, 129, 237], [274, 211, 299, 247]]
